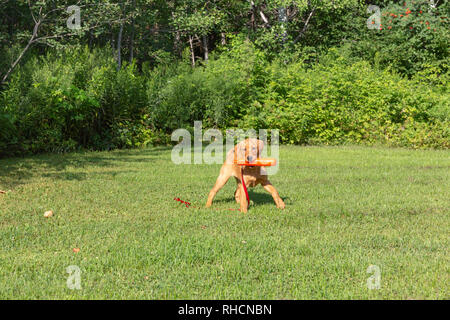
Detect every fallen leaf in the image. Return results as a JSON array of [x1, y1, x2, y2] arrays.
[[0, 190, 6, 194], [44, 210, 53, 218], [73, 248, 80, 253]]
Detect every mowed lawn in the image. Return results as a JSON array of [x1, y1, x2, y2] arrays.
[[0, 145, 448, 299]]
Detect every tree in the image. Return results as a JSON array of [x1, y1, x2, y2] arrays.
[[0, 0, 125, 85]]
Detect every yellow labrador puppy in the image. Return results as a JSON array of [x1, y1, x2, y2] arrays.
[[205, 138, 285, 213]]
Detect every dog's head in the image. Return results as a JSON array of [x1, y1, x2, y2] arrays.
[[234, 138, 264, 163]]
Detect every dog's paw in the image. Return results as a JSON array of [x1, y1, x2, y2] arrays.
[[277, 202, 286, 209]]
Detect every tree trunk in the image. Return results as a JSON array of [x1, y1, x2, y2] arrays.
[[250, 1, 270, 27], [129, 0, 136, 63], [1, 20, 40, 85], [278, 7, 287, 44], [174, 30, 182, 57], [221, 32, 226, 45], [117, 23, 124, 71], [189, 35, 195, 67], [172, 11, 182, 58], [203, 35, 209, 62], [293, 7, 316, 44], [111, 30, 115, 50], [251, 2, 256, 32]]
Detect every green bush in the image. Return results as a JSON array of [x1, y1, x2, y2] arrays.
[[1, 46, 152, 154], [1, 35, 448, 157], [240, 48, 449, 148], [347, 0, 449, 78], [147, 36, 267, 132], [0, 107, 17, 157]]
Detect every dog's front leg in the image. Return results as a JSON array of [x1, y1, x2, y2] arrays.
[[262, 181, 285, 209], [234, 184, 241, 203], [206, 168, 231, 208]]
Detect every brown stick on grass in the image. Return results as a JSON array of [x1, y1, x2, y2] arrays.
[[0, 190, 6, 194]]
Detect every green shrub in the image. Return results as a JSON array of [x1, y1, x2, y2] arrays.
[[1, 34, 448, 156], [147, 36, 267, 132], [0, 107, 17, 156], [240, 48, 449, 148], [347, 0, 449, 77], [1, 46, 153, 154]]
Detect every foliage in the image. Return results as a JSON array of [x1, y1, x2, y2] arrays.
[[0, 47, 150, 154], [0, 107, 17, 157], [346, 0, 449, 77], [240, 47, 449, 148], [0, 1, 448, 157], [148, 36, 267, 131]]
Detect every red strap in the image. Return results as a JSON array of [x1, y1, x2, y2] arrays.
[[240, 167, 249, 205], [174, 197, 241, 212]]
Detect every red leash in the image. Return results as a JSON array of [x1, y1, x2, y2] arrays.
[[240, 167, 250, 205], [173, 197, 191, 208], [174, 197, 241, 212]]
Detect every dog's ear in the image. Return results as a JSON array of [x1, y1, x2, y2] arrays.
[[235, 140, 245, 152], [234, 140, 246, 161], [257, 139, 264, 156]]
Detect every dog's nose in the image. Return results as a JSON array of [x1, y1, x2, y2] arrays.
[[247, 156, 254, 162]]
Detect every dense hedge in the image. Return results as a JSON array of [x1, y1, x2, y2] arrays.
[[241, 47, 449, 148], [0, 37, 449, 157], [0, 47, 156, 156]]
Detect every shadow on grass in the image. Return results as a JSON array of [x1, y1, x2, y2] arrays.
[[249, 191, 291, 207], [40, 169, 142, 181], [212, 190, 291, 207], [0, 146, 173, 189]]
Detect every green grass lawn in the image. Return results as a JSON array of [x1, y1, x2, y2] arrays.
[[0, 145, 448, 299]]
